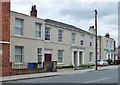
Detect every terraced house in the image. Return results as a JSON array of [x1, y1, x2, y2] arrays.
[[0, 1, 115, 76], [10, 5, 95, 68], [97, 34, 116, 61], [89, 27, 116, 61]]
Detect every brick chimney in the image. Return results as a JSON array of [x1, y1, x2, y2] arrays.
[[0, 0, 11, 76], [30, 5, 37, 17], [105, 33, 110, 38]]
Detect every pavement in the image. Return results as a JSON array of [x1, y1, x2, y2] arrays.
[[0, 65, 118, 82]]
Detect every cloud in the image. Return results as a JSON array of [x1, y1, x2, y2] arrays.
[[58, 2, 117, 20], [100, 15, 118, 27]]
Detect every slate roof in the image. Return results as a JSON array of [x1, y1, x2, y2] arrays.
[[45, 19, 93, 35]]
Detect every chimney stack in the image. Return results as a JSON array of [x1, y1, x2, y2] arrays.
[[30, 5, 37, 17], [88, 26, 95, 35], [105, 33, 110, 38]]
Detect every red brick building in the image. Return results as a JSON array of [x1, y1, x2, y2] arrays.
[[0, 0, 10, 76]]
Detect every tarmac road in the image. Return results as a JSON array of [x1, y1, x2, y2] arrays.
[[4, 67, 118, 83]]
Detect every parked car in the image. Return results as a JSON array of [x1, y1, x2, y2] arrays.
[[97, 59, 108, 66]]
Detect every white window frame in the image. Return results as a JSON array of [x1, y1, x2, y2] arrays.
[[37, 48, 43, 68], [71, 33, 76, 45], [110, 41, 112, 48], [107, 53, 110, 59], [106, 40, 109, 48], [80, 35, 84, 46], [80, 40, 84, 46], [90, 42, 92, 46], [15, 46, 23, 64], [89, 52, 93, 63], [58, 30, 63, 43], [35, 23, 42, 39], [111, 54, 114, 60], [58, 50, 64, 64], [45, 27, 50, 41], [15, 18, 24, 36]]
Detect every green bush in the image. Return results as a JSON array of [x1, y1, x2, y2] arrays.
[[57, 65, 74, 69], [79, 64, 92, 69], [107, 58, 113, 65]]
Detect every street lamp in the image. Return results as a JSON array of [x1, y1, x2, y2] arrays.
[[95, 9, 98, 70]]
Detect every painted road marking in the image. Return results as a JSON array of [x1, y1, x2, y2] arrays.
[[84, 77, 110, 83]]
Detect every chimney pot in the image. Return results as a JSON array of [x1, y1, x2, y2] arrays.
[[30, 5, 37, 17], [105, 33, 110, 38]]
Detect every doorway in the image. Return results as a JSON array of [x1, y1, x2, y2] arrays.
[[74, 51, 77, 66], [79, 51, 83, 65], [44, 54, 52, 72], [44, 54, 52, 62]]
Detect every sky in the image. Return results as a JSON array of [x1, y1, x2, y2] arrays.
[[11, 0, 119, 47]]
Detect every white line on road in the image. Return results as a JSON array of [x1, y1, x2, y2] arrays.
[[84, 77, 110, 83]]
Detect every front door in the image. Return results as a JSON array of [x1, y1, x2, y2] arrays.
[[74, 51, 77, 67], [79, 52, 82, 65], [44, 54, 52, 72], [44, 54, 52, 62]]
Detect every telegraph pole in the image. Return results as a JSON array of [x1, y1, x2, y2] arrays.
[[95, 9, 98, 70]]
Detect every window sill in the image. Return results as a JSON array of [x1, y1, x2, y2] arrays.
[[15, 35, 23, 37], [14, 63, 23, 65], [58, 42, 63, 43], [89, 62, 93, 64], [45, 40, 51, 42], [71, 44, 76, 45], [35, 37, 42, 40], [57, 63, 64, 65]]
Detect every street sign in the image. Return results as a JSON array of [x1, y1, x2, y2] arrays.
[[104, 49, 115, 52]]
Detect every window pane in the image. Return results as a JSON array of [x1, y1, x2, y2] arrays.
[[71, 33, 75, 44], [80, 40, 84, 45], [37, 48, 42, 54], [15, 46, 23, 63], [110, 41, 112, 48], [58, 30, 63, 42], [45, 27, 50, 40], [38, 55, 42, 62], [35, 23, 41, 38], [58, 50, 63, 63], [89, 52, 92, 62], [37, 48, 42, 68], [106, 40, 108, 48], [15, 18, 23, 35], [15, 55, 22, 63], [90, 42, 92, 46], [15, 19, 23, 27]]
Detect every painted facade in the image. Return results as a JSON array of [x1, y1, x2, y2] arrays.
[[10, 11, 96, 69], [97, 34, 115, 60]]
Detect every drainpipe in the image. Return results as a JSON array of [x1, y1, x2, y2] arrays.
[[99, 36, 101, 59]]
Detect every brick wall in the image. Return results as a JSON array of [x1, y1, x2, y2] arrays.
[[0, 0, 10, 76], [9, 62, 47, 76], [0, 1, 2, 40], [2, 44, 10, 76], [2, 1, 10, 42]]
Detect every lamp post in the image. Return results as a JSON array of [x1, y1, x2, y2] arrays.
[[95, 9, 98, 70]]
